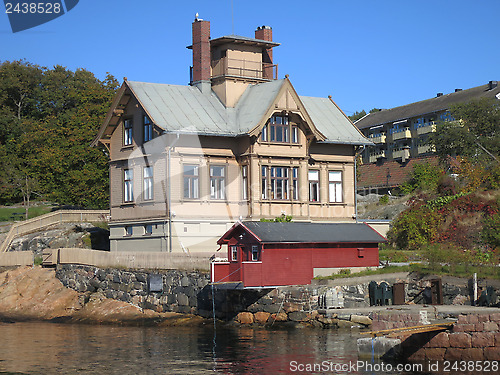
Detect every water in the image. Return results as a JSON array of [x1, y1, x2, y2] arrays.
[[0, 322, 420, 374]]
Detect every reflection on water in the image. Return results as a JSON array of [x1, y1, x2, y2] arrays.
[[0, 322, 416, 374]]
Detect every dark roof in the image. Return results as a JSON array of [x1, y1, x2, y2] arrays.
[[355, 82, 500, 130], [358, 155, 440, 189], [187, 35, 280, 49], [219, 221, 386, 244]]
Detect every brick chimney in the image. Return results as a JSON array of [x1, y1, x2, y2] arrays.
[[255, 26, 273, 62], [192, 17, 211, 85]]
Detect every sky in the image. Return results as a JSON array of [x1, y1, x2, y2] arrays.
[[1, 0, 499, 116]]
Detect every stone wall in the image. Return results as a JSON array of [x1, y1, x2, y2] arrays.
[[371, 310, 500, 361]]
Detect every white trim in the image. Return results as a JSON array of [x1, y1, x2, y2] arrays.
[[242, 261, 263, 264]]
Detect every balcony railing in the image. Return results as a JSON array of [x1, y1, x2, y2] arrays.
[[392, 147, 411, 160], [416, 122, 437, 135], [369, 150, 386, 163], [417, 144, 436, 154], [369, 133, 386, 144], [211, 57, 278, 80], [391, 128, 412, 141]]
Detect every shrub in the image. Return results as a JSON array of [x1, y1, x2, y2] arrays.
[[482, 212, 500, 249], [401, 162, 444, 195], [378, 195, 389, 205]]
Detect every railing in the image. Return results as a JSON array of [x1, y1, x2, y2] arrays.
[[42, 248, 211, 271], [392, 148, 411, 159], [369, 150, 386, 163], [369, 134, 386, 144], [212, 57, 278, 80], [391, 128, 412, 141], [0, 210, 109, 253], [416, 123, 437, 135], [417, 144, 436, 154]]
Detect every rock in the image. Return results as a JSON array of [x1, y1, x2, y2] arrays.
[[288, 311, 308, 322], [236, 312, 254, 324], [254, 312, 271, 324], [350, 315, 372, 326], [271, 312, 288, 322]]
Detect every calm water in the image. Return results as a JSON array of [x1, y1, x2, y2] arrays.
[[0, 322, 421, 374]]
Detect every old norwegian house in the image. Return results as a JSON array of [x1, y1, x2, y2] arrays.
[[92, 17, 371, 254], [212, 221, 386, 287]]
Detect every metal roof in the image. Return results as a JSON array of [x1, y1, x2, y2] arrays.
[[187, 34, 280, 49], [123, 79, 371, 144], [355, 82, 500, 130], [235, 221, 386, 243], [300, 96, 372, 145]]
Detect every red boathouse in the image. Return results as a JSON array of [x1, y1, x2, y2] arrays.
[[211, 221, 386, 288]]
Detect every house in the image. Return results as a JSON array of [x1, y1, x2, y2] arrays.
[[211, 221, 386, 287], [355, 81, 500, 164], [92, 17, 371, 254]]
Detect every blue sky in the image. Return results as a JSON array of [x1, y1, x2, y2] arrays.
[[1, 0, 499, 115]]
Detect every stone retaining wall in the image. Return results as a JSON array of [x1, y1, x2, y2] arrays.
[[371, 310, 500, 361]]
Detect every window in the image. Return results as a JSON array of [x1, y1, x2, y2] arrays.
[[251, 245, 259, 261], [143, 115, 153, 143], [183, 165, 199, 199], [262, 166, 298, 200], [329, 171, 343, 203], [143, 166, 153, 200], [291, 125, 299, 143], [242, 165, 248, 200], [261, 115, 297, 144], [231, 245, 238, 261], [124, 226, 133, 236], [309, 170, 319, 202], [261, 166, 268, 199], [124, 119, 133, 146], [144, 224, 153, 235], [210, 165, 226, 200], [357, 248, 365, 258], [124, 169, 134, 202]]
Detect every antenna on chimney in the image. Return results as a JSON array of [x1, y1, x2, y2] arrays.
[[231, 0, 235, 35]]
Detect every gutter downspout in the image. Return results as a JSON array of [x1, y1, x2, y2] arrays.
[[167, 133, 180, 252], [354, 145, 365, 223]]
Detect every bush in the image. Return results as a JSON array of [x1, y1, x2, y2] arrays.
[[378, 195, 389, 205], [482, 212, 500, 249], [401, 162, 444, 195]]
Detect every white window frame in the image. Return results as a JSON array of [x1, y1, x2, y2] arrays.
[[124, 119, 133, 146], [251, 245, 259, 261], [231, 245, 238, 261], [143, 166, 153, 200], [308, 170, 319, 202], [124, 169, 134, 202], [210, 165, 226, 200], [183, 165, 199, 199], [328, 171, 343, 203], [242, 165, 248, 200]]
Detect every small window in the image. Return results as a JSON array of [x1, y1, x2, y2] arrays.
[[143, 166, 153, 200], [242, 165, 248, 200], [144, 224, 153, 235], [329, 171, 343, 203], [124, 119, 133, 146], [251, 245, 259, 261], [358, 248, 365, 258], [124, 169, 134, 202], [261, 125, 268, 141], [309, 170, 319, 202], [231, 246, 238, 261], [291, 125, 299, 143], [210, 165, 226, 200], [183, 165, 199, 199], [124, 226, 133, 236], [143, 115, 153, 143]]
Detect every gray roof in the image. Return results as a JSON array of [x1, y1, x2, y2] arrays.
[[127, 80, 370, 145], [356, 82, 500, 130], [237, 221, 386, 243]]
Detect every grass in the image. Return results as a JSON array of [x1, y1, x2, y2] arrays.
[[0, 204, 52, 222], [315, 263, 500, 281], [379, 248, 422, 262]]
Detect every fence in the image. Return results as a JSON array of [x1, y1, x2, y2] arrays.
[[43, 248, 211, 271], [0, 210, 109, 253]]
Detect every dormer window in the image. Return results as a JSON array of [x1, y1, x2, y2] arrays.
[[261, 115, 299, 144]]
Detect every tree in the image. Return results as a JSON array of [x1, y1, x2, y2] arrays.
[[431, 98, 500, 163], [348, 110, 366, 122]]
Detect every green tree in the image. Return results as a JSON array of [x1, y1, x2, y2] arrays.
[[431, 98, 500, 163]]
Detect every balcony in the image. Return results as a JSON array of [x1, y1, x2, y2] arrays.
[[369, 150, 386, 163], [211, 57, 278, 81], [417, 144, 436, 154], [391, 128, 412, 141], [392, 147, 411, 160], [416, 122, 437, 135], [369, 133, 386, 144]]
